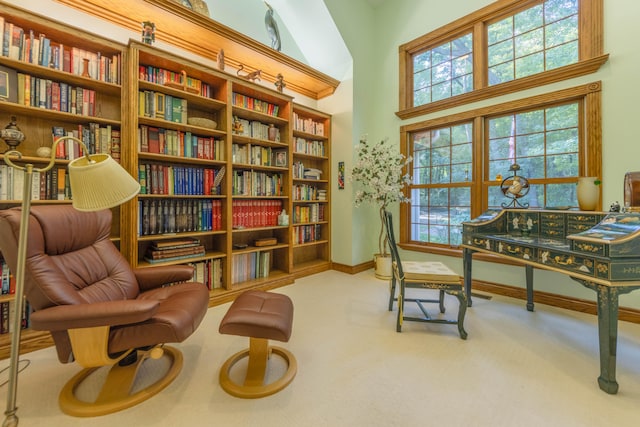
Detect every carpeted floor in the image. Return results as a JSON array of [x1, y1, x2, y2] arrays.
[[1, 269, 639, 426]]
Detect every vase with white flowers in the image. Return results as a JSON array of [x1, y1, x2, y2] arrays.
[[351, 137, 412, 278]]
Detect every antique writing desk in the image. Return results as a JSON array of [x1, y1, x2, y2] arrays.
[[462, 209, 640, 394]]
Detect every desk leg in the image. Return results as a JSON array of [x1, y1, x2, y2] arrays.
[[595, 285, 619, 394], [525, 265, 534, 311], [463, 248, 473, 307]]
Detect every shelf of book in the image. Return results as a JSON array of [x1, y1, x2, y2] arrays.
[[290, 104, 331, 275], [0, 2, 127, 358], [0, 5, 334, 359]]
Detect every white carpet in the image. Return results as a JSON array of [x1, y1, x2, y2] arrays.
[[1, 269, 640, 426]]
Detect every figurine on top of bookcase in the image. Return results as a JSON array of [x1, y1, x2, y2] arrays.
[[141, 21, 156, 45]]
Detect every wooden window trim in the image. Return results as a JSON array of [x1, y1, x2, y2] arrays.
[[397, 0, 605, 119]]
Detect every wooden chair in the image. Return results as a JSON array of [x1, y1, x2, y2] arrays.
[[384, 210, 468, 339]]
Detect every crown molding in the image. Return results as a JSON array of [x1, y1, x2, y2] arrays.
[[53, 0, 340, 100]]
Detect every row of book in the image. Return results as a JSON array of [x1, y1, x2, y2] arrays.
[[293, 184, 325, 201], [138, 163, 223, 196], [187, 258, 223, 290], [232, 199, 283, 229], [0, 164, 70, 201], [138, 125, 224, 160], [232, 92, 280, 117], [138, 65, 212, 98], [231, 251, 271, 284], [293, 137, 326, 157], [139, 199, 223, 236], [233, 118, 281, 141], [52, 123, 121, 161], [292, 203, 325, 224], [293, 112, 325, 136], [139, 90, 188, 124], [231, 170, 284, 196], [1, 17, 121, 84], [14, 72, 98, 116], [144, 237, 206, 263], [0, 258, 29, 335], [231, 143, 287, 167], [293, 224, 323, 245], [0, 301, 31, 335], [292, 162, 324, 180]]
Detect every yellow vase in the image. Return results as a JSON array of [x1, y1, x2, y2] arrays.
[[577, 176, 600, 211]]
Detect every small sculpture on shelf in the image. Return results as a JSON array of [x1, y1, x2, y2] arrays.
[[237, 65, 262, 82], [141, 21, 156, 45], [217, 49, 225, 71], [500, 163, 530, 209], [264, 2, 282, 51], [275, 73, 286, 93], [0, 116, 25, 153]]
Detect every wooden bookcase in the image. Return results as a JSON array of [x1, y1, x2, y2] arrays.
[[290, 104, 332, 277], [0, 4, 333, 358], [0, 2, 126, 357]]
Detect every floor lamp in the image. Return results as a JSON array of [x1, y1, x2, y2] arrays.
[[1, 134, 140, 427]]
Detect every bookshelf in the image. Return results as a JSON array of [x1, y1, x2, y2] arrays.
[[290, 104, 331, 277], [126, 41, 232, 298], [0, 2, 126, 357], [0, 4, 333, 358], [229, 80, 293, 296]]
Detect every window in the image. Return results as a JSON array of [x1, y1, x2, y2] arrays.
[[413, 33, 473, 106], [400, 83, 601, 252], [398, 0, 606, 119], [409, 123, 473, 246], [487, 0, 579, 85]]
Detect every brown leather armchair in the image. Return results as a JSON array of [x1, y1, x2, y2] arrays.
[[0, 205, 210, 417]]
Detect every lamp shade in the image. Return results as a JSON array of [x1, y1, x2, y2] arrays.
[[68, 153, 140, 211]]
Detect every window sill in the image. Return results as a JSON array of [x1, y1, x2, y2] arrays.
[[396, 54, 609, 120]]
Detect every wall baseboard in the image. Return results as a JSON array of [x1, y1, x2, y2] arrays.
[[471, 279, 640, 324], [332, 261, 374, 275], [330, 265, 640, 324]]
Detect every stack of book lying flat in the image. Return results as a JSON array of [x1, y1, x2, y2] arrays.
[[145, 237, 205, 263]]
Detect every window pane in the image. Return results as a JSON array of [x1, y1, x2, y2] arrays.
[[413, 69, 431, 91], [546, 153, 578, 177], [488, 61, 514, 85], [413, 87, 431, 107], [547, 128, 578, 154], [515, 52, 544, 78], [413, 50, 431, 72], [411, 33, 473, 107], [487, 0, 580, 87], [514, 5, 543, 34], [409, 123, 473, 245], [546, 41, 579, 70], [488, 16, 513, 44], [488, 38, 513, 67], [515, 28, 543, 57], [544, 0, 578, 23], [515, 133, 544, 157], [545, 15, 578, 48]]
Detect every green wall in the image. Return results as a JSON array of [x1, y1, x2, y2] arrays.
[[324, 0, 640, 309]]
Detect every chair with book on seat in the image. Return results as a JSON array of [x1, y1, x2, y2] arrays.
[[384, 210, 468, 339], [0, 205, 210, 417]]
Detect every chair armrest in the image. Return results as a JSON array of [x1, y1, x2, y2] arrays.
[[29, 299, 160, 331], [132, 265, 195, 291]]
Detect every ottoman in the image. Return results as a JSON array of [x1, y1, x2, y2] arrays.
[[218, 290, 297, 398]]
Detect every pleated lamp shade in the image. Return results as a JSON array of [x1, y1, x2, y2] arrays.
[[68, 153, 140, 211]]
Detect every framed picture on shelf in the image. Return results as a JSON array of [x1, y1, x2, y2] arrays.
[[0, 65, 18, 103], [273, 149, 287, 167]]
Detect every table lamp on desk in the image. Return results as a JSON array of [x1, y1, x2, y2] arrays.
[[0, 130, 140, 427]]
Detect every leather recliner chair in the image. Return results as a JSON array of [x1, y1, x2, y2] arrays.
[[0, 205, 210, 417]]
